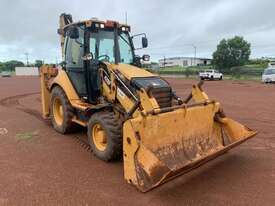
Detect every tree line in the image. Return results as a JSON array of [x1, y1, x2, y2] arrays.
[[212, 36, 269, 75], [0, 60, 44, 72]]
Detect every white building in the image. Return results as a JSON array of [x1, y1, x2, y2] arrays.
[[268, 58, 275, 66], [15, 67, 39, 76], [159, 57, 212, 68]]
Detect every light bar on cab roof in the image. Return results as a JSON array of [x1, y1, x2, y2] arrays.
[[100, 23, 105, 29], [94, 22, 105, 29], [121, 26, 130, 32], [105, 20, 115, 27], [93, 20, 130, 31]]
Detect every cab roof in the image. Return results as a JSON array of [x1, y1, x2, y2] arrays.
[[60, 18, 131, 36]]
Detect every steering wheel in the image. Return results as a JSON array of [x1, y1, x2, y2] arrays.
[[97, 55, 110, 62]]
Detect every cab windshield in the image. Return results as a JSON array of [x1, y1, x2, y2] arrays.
[[90, 30, 134, 64]]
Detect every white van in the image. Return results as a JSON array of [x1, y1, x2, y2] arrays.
[[199, 70, 223, 80], [262, 68, 275, 83], [262, 62, 275, 83]]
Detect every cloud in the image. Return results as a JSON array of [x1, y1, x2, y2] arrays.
[[0, 0, 274, 62]]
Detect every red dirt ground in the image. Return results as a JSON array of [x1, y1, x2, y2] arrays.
[[0, 76, 274, 206]]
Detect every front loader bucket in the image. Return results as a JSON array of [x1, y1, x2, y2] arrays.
[[123, 101, 256, 192]]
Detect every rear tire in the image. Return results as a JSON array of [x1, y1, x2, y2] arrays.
[[50, 86, 75, 134], [87, 112, 123, 162]]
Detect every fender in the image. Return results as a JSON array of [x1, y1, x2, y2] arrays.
[[40, 66, 79, 118], [50, 70, 80, 101]]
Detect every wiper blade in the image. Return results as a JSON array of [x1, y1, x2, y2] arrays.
[[119, 33, 130, 46]]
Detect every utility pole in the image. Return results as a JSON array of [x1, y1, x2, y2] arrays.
[[163, 56, 166, 68], [24, 52, 29, 66], [191, 45, 197, 66], [125, 12, 128, 24], [56, 57, 59, 65]]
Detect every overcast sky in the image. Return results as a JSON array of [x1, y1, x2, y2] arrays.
[[0, 0, 275, 63]]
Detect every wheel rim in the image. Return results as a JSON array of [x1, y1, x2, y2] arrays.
[[91, 124, 107, 151], [53, 97, 64, 126]]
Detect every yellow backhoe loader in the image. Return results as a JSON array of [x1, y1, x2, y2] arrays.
[[40, 13, 257, 192]]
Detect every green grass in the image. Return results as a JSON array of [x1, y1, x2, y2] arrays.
[[224, 75, 261, 81], [15, 131, 38, 140], [156, 66, 207, 75], [153, 64, 266, 81], [244, 64, 265, 69], [158, 66, 210, 72]]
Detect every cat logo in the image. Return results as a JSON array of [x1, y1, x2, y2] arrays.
[[103, 75, 111, 86], [117, 87, 126, 99]]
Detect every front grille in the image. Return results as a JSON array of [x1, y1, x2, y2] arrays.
[[130, 77, 173, 109], [150, 87, 172, 108]]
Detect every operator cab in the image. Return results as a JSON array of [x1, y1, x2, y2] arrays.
[[62, 19, 148, 103]]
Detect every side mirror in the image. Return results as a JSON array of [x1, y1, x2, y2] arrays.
[[66, 26, 79, 39], [131, 33, 148, 50], [60, 61, 66, 67], [142, 54, 150, 61], [142, 37, 148, 48]]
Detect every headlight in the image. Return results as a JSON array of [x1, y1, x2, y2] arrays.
[[121, 26, 129, 31], [94, 23, 105, 29]]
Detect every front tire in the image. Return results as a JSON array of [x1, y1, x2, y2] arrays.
[[50, 86, 75, 134], [266, 78, 271, 84], [87, 112, 122, 161]]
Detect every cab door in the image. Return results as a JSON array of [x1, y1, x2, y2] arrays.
[[65, 26, 87, 98]]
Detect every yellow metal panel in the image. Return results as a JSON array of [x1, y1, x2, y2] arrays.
[[123, 101, 256, 192], [116, 88, 135, 113], [123, 120, 139, 185], [40, 70, 50, 118], [108, 63, 157, 79], [102, 82, 113, 101], [40, 65, 59, 118], [72, 117, 87, 127], [138, 89, 159, 113], [135, 103, 220, 153], [50, 70, 94, 111], [192, 84, 209, 103], [50, 70, 80, 101]]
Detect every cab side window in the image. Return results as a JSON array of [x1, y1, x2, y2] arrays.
[[64, 27, 87, 96], [65, 27, 84, 68]]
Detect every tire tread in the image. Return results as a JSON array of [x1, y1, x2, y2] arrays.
[[50, 86, 75, 134], [88, 112, 123, 161]]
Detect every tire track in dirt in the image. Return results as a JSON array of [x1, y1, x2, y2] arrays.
[[0, 92, 44, 121], [0, 92, 91, 152], [74, 135, 91, 151]]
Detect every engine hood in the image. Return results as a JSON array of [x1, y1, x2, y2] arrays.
[[108, 63, 157, 80]]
